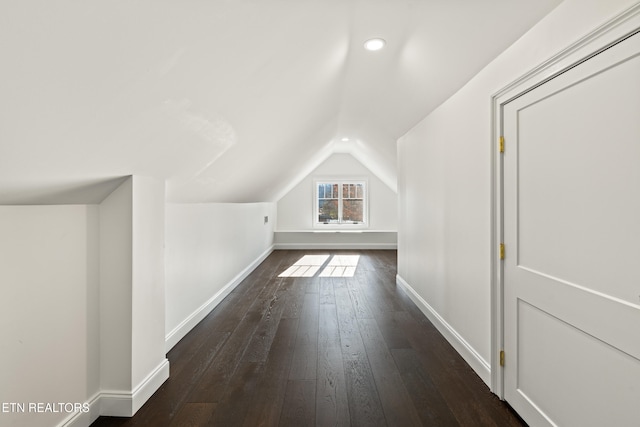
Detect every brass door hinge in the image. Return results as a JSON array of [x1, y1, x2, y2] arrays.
[[499, 243, 505, 260], [499, 136, 505, 153], [500, 350, 505, 367]]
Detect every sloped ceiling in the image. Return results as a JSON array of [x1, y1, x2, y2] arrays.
[[0, 0, 562, 204]]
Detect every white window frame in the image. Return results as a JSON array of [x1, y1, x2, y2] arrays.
[[313, 178, 368, 229]]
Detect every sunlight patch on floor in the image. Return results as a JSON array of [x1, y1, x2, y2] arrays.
[[319, 255, 360, 277], [278, 254, 330, 277], [278, 254, 360, 278]]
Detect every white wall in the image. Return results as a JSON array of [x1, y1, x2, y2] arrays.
[[397, 0, 639, 385], [276, 153, 397, 248], [0, 176, 168, 426], [131, 177, 166, 392], [99, 176, 169, 417], [0, 177, 273, 426], [99, 178, 133, 393], [165, 202, 276, 350], [0, 205, 100, 427]]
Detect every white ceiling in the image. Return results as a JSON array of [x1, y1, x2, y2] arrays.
[[0, 0, 562, 204]]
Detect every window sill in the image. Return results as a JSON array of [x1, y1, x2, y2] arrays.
[[275, 229, 397, 233]]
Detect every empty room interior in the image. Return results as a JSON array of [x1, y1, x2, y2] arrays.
[[1, 0, 639, 426]]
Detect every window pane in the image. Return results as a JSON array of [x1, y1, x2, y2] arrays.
[[355, 184, 363, 199], [319, 183, 340, 200], [342, 199, 363, 223], [318, 199, 339, 223], [324, 183, 331, 198], [342, 183, 363, 200]]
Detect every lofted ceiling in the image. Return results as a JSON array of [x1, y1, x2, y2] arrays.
[[0, 0, 562, 204]]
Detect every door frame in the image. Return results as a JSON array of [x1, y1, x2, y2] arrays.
[[489, 3, 640, 399]]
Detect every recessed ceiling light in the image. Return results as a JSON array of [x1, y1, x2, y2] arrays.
[[364, 38, 386, 51], [341, 137, 350, 142]]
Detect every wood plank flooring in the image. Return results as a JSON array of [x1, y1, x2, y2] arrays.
[[92, 250, 526, 427]]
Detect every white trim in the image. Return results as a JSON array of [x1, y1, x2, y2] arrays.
[[165, 244, 275, 351], [99, 358, 170, 417], [396, 274, 491, 386], [132, 359, 170, 415], [99, 391, 132, 418], [493, 3, 640, 104], [275, 229, 397, 233], [274, 243, 397, 250], [57, 392, 101, 427], [58, 359, 170, 425], [490, 2, 640, 398]]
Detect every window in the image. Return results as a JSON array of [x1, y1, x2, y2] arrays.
[[315, 180, 367, 227]]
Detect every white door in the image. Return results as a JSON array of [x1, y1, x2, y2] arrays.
[[502, 30, 640, 426]]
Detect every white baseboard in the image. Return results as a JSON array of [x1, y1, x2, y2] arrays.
[[131, 358, 170, 415], [274, 243, 397, 250], [57, 392, 101, 427], [58, 359, 169, 426], [165, 245, 275, 352], [396, 274, 491, 386], [98, 391, 133, 418], [100, 358, 170, 417]]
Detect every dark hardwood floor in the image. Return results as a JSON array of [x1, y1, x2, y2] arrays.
[[92, 250, 525, 427]]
